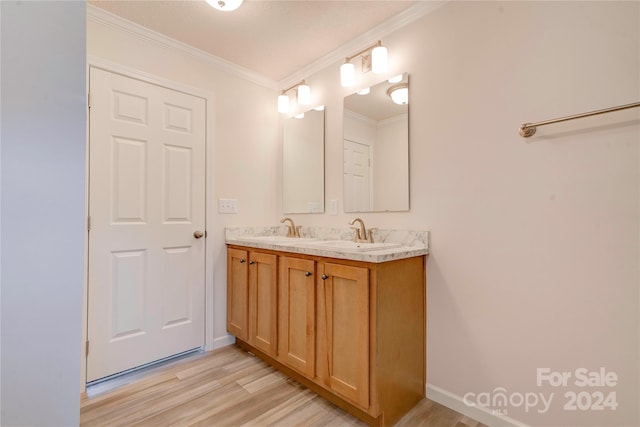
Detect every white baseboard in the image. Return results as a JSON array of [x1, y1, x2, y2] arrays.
[[426, 384, 529, 427], [211, 334, 235, 350]]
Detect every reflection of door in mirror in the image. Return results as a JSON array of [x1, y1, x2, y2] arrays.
[[343, 74, 409, 213], [344, 139, 372, 212], [283, 109, 325, 214]]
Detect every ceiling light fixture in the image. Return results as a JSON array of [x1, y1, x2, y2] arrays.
[[205, 0, 244, 12], [340, 40, 388, 87], [277, 80, 312, 114], [387, 83, 408, 105]]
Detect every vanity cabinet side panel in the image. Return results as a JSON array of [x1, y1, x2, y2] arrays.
[[248, 252, 278, 357], [374, 256, 426, 426], [227, 247, 249, 341], [278, 256, 316, 377]]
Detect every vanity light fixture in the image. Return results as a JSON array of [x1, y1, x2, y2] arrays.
[[356, 87, 370, 95], [294, 113, 305, 119], [313, 105, 325, 111], [388, 83, 408, 105], [340, 40, 388, 87], [205, 0, 243, 12], [277, 80, 312, 114]]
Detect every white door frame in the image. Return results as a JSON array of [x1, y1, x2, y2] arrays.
[[82, 56, 216, 390]]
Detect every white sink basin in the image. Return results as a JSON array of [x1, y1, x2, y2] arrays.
[[306, 240, 401, 252], [239, 235, 317, 243]]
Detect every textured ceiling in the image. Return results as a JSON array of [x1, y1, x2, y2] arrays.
[[89, 0, 417, 83]]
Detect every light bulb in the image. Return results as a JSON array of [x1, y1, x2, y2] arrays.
[[371, 45, 388, 74], [277, 94, 289, 113], [340, 62, 355, 87], [297, 84, 311, 105], [205, 0, 243, 11]]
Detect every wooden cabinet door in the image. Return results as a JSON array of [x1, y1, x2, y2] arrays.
[[319, 262, 370, 409], [227, 248, 249, 341], [249, 252, 278, 356], [278, 256, 316, 377]]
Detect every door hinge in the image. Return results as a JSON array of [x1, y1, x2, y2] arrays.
[[86, 340, 89, 356], [87, 215, 91, 232]]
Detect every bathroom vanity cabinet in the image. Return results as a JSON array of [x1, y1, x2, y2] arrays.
[[226, 247, 278, 357], [226, 244, 426, 426]]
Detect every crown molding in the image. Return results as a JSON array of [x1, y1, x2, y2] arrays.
[[278, 0, 447, 89], [87, 4, 278, 90]]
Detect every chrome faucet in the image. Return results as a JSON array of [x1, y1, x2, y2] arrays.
[[349, 217, 376, 243], [280, 217, 301, 238]]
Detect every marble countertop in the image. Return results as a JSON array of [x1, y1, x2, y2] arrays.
[[225, 226, 429, 263]]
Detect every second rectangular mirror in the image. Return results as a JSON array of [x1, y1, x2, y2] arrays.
[[283, 108, 325, 213], [343, 73, 409, 212]]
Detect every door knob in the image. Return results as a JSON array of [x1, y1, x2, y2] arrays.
[[193, 230, 204, 239]]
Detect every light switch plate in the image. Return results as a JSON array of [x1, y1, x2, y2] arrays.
[[329, 199, 338, 215], [218, 198, 238, 214]]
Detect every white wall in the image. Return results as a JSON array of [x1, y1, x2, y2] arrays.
[[0, 2, 86, 425], [286, 2, 639, 425], [87, 10, 281, 352]]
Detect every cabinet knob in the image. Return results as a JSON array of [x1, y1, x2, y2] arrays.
[[249, 261, 255, 265], [321, 274, 329, 280], [305, 271, 312, 277], [239, 259, 246, 263]]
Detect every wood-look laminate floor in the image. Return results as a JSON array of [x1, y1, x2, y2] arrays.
[[81, 345, 487, 427]]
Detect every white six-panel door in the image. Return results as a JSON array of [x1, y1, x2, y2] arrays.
[[87, 67, 206, 382], [344, 139, 372, 212]]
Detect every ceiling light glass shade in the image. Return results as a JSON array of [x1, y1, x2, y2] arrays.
[[356, 87, 370, 95], [340, 62, 355, 87], [388, 84, 408, 105], [371, 45, 388, 74], [388, 74, 403, 84], [297, 84, 311, 105], [206, 0, 244, 11], [277, 94, 289, 113]]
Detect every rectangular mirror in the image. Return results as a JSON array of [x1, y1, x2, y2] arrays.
[[343, 74, 409, 212], [283, 108, 325, 213]]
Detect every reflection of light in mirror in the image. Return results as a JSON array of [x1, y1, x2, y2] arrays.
[[388, 84, 408, 105], [294, 113, 305, 119], [357, 87, 370, 95], [313, 105, 325, 111], [388, 74, 403, 83], [206, 0, 243, 11]]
